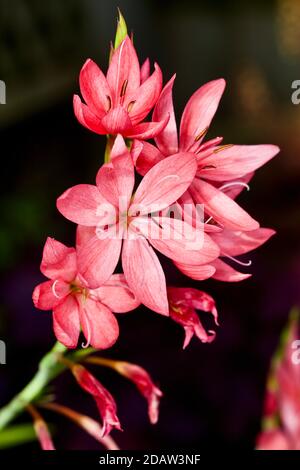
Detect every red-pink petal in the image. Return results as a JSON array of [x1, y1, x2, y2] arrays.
[[211, 227, 276, 257], [140, 58, 150, 83], [174, 262, 216, 280], [127, 63, 163, 125], [131, 139, 143, 166], [130, 152, 197, 216], [32, 280, 69, 311], [179, 79, 226, 151], [96, 135, 134, 209], [122, 237, 168, 315], [78, 296, 119, 349], [168, 287, 217, 348], [76, 225, 96, 249], [134, 141, 165, 176], [199, 144, 280, 182], [168, 287, 218, 323], [101, 105, 133, 135], [72, 365, 122, 436], [211, 258, 252, 282], [177, 190, 222, 232], [153, 74, 178, 155], [106, 36, 140, 105], [73, 95, 107, 134], [53, 295, 80, 348], [57, 184, 109, 227], [40, 237, 77, 282], [190, 178, 259, 231], [94, 274, 140, 313], [79, 59, 111, 116], [77, 227, 123, 289], [116, 362, 163, 424], [126, 115, 169, 140], [133, 216, 219, 265]]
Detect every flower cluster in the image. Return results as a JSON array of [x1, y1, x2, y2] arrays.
[[33, 16, 278, 354]]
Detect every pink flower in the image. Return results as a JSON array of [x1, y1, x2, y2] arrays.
[[257, 313, 300, 450], [176, 227, 275, 282], [168, 287, 218, 348], [71, 364, 122, 437], [57, 135, 220, 314], [32, 237, 139, 349], [73, 36, 168, 140], [135, 76, 279, 231], [113, 361, 163, 424]]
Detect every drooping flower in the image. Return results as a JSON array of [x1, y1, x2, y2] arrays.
[[167, 287, 218, 348], [57, 135, 220, 314], [85, 356, 163, 424], [73, 36, 168, 140], [71, 364, 122, 437], [113, 361, 163, 424], [135, 76, 279, 231], [32, 237, 139, 349]]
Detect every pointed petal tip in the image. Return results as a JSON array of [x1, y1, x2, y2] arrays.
[[262, 227, 276, 239], [215, 77, 226, 89], [269, 144, 280, 155], [81, 58, 94, 70], [73, 94, 81, 105], [153, 62, 162, 73]]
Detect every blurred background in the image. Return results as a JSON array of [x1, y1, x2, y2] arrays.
[[0, 0, 299, 450]]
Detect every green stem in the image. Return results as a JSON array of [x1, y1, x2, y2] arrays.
[[0, 342, 95, 431], [104, 135, 116, 163]]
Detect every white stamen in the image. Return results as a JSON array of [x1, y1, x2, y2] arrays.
[[81, 315, 92, 349], [224, 254, 252, 267], [52, 280, 61, 299], [219, 181, 250, 192], [203, 182, 249, 225]]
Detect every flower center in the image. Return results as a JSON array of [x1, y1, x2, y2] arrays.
[[70, 282, 89, 299]]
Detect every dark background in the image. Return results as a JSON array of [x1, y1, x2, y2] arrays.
[[0, 0, 300, 449]]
